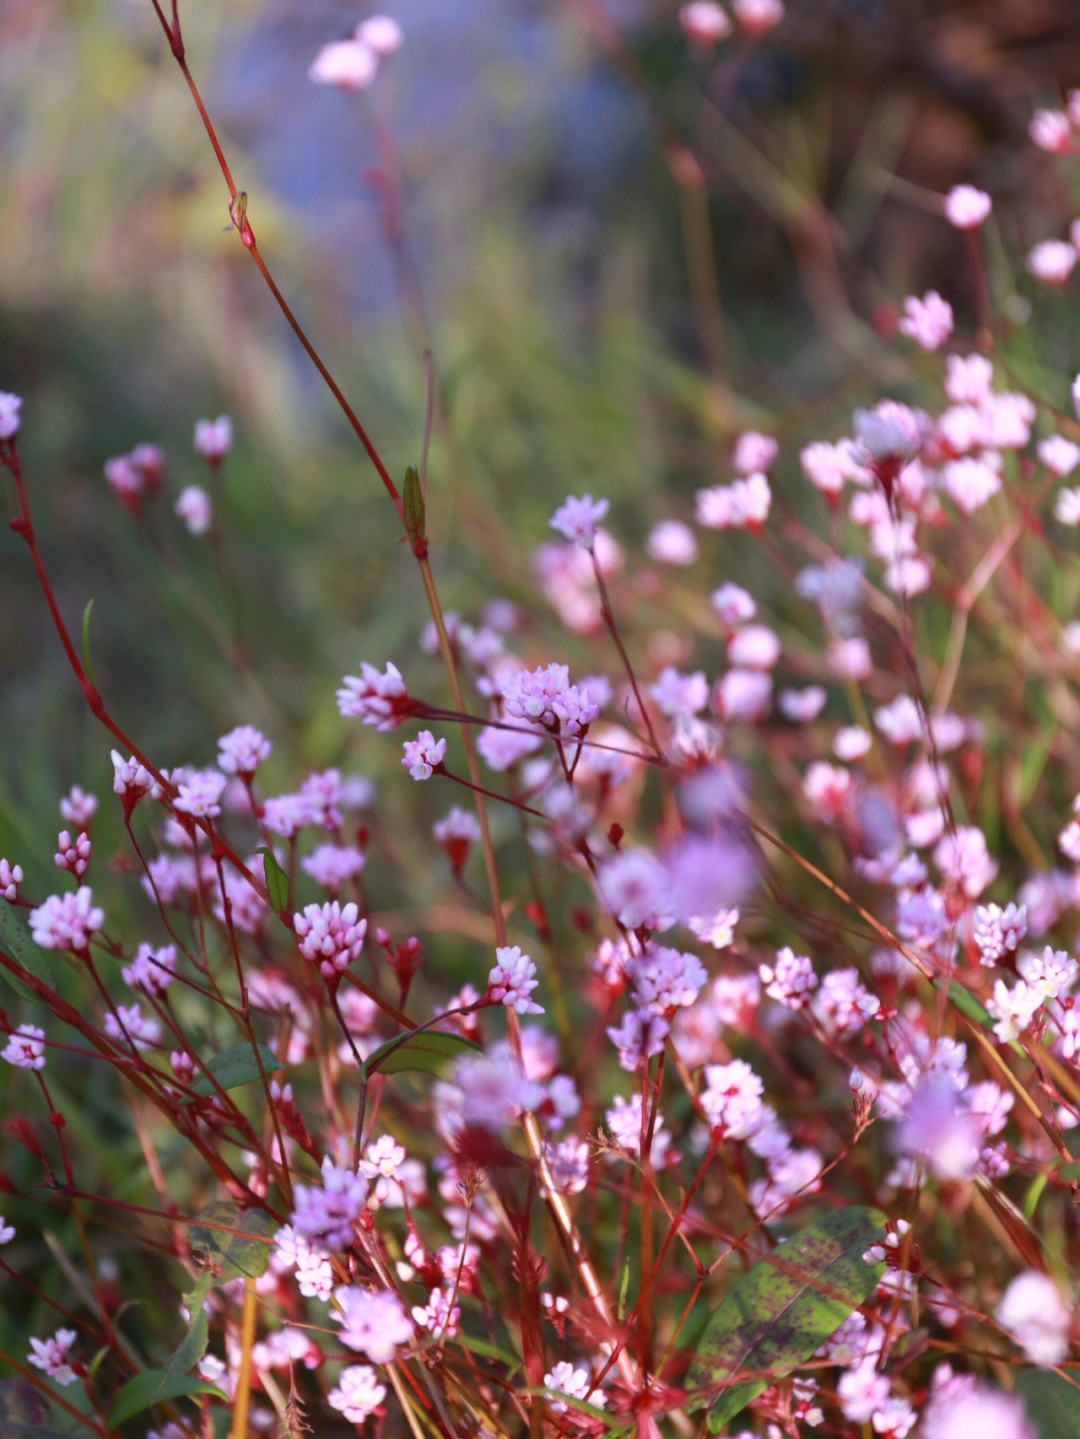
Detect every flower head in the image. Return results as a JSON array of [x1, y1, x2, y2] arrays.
[[549, 494, 610, 547], [337, 662, 414, 730], [944, 184, 992, 229], [331, 1286, 412, 1362], [193, 415, 233, 464], [0, 392, 23, 441]]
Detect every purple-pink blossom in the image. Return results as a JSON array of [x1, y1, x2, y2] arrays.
[[294, 900, 367, 978]]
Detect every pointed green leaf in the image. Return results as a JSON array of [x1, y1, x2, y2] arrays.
[[256, 846, 290, 913], [185, 1042, 280, 1099], [0, 901, 59, 1004], [947, 979, 993, 1028], [80, 600, 96, 689], [403, 465, 425, 545], [686, 1207, 886, 1431], [361, 1027, 482, 1080], [107, 1372, 225, 1428], [188, 1204, 273, 1280], [1014, 1368, 1080, 1439]]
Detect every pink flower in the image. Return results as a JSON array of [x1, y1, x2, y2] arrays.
[[294, 900, 367, 978], [996, 1271, 1072, 1365], [710, 582, 756, 624], [732, 0, 784, 36], [53, 829, 90, 878], [29, 886, 104, 954], [0, 858, 23, 902], [894, 1074, 980, 1181], [1038, 435, 1080, 477], [732, 430, 778, 473], [337, 661, 414, 730], [122, 943, 177, 996], [111, 751, 154, 806], [646, 519, 698, 565], [59, 785, 98, 827], [501, 663, 599, 737], [401, 730, 446, 781], [217, 724, 271, 776], [943, 184, 992, 229], [355, 15, 403, 55], [0, 391, 23, 441], [332, 1286, 412, 1362], [973, 903, 1027, 965], [549, 494, 610, 547], [898, 290, 953, 350], [411, 1286, 460, 1337], [921, 1372, 1034, 1439], [488, 945, 543, 1014], [2, 1024, 46, 1070], [328, 1364, 386, 1423], [193, 414, 233, 463], [27, 1327, 78, 1386], [301, 843, 366, 893], [104, 1003, 161, 1049], [104, 453, 146, 509], [290, 1158, 370, 1250], [310, 37, 378, 91], [173, 768, 227, 818], [1030, 109, 1073, 153], [700, 1058, 765, 1137], [175, 485, 212, 535], [433, 805, 481, 873], [759, 947, 816, 1008], [679, 2, 731, 44], [1027, 238, 1077, 284], [544, 1361, 606, 1413]]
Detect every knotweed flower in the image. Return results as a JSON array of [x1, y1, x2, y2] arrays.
[[331, 1286, 412, 1362], [2, 1024, 46, 1070], [337, 662, 415, 730], [27, 1328, 78, 1386], [290, 1159, 370, 1251], [193, 415, 233, 464], [0, 391, 23, 440], [217, 725, 271, 777], [679, 2, 731, 44], [995, 1271, 1072, 1366], [487, 946, 543, 1014], [944, 184, 992, 229], [549, 493, 609, 547], [294, 900, 366, 979], [402, 730, 446, 781], [29, 887, 104, 954], [175, 486, 212, 535], [328, 1364, 386, 1422]]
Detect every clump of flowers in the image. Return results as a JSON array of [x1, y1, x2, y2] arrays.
[[5, 12, 1080, 1439]]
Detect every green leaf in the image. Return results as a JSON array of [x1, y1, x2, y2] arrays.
[[946, 979, 993, 1027], [185, 1042, 280, 1098], [686, 1207, 887, 1431], [1014, 1368, 1080, 1439], [108, 1372, 225, 1428], [361, 1028, 482, 1080], [256, 846, 289, 913], [80, 600, 96, 690], [0, 901, 59, 1004], [187, 1204, 273, 1280], [403, 465, 426, 545]]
